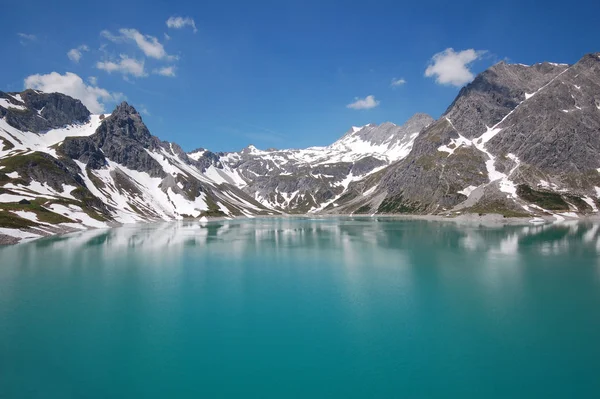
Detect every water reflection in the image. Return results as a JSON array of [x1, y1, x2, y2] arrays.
[[2, 218, 600, 261]]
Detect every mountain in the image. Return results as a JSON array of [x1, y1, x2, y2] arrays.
[[205, 113, 434, 213], [330, 53, 600, 219], [2, 52, 600, 242], [0, 91, 276, 243]]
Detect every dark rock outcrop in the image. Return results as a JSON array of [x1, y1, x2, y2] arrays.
[[63, 102, 165, 177], [0, 89, 90, 132]]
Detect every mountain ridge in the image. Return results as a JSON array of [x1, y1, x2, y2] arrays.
[[2, 52, 600, 243]]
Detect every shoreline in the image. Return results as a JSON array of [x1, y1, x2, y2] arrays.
[[2, 212, 599, 246]]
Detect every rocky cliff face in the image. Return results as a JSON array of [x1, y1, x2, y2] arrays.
[[62, 102, 166, 177], [0, 89, 90, 133], [339, 53, 600, 219]]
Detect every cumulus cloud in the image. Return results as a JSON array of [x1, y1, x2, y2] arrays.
[[153, 66, 176, 77], [24, 72, 123, 114], [346, 95, 380, 110], [67, 44, 90, 63], [101, 28, 176, 60], [96, 55, 147, 78], [166, 16, 197, 33], [391, 78, 406, 87], [425, 48, 486, 87]]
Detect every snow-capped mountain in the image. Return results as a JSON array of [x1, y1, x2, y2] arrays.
[[332, 53, 600, 220], [0, 89, 430, 242], [208, 113, 434, 212], [2, 52, 600, 242], [0, 90, 276, 242]]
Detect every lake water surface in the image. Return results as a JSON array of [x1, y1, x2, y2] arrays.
[[1, 218, 599, 398]]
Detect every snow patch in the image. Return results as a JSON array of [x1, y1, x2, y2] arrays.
[[0, 98, 27, 111], [458, 185, 477, 197], [11, 210, 40, 223], [473, 126, 519, 196], [0, 227, 40, 239], [438, 134, 472, 155], [188, 150, 206, 161], [46, 203, 108, 228], [363, 185, 377, 196], [582, 196, 598, 212], [0, 193, 36, 203]]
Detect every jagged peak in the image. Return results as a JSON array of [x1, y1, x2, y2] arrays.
[[404, 113, 434, 125], [407, 112, 434, 120], [112, 101, 139, 116], [241, 144, 261, 153]]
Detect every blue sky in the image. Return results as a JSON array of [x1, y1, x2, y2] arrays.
[[1, 0, 599, 152]]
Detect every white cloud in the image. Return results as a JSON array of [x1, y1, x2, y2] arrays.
[[153, 66, 176, 77], [88, 76, 98, 85], [18, 33, 36, 40], [346, 95, 380, 110], [67, 44, 90, 63], [139, 105, 150, 116], [96, 55, 147, 78], [17, 33, 36, 44], [101, 28, 176, 60], [391, 78, 406, 87], [100, 30, 122, 42], [166, 16, 197, 33], [67, 49, 82, 62], [425, 48, 486, 87], [24, 72, 123, 114]]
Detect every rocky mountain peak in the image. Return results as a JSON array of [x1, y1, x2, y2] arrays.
[[403, 113, 435, 130], [0, 89, 90, 133], [112, 101, 139, 117], [98, 102, 153, 143], [59, 101, 166, 177], [241, 144, 264, 154], [340, 113, 433, 147], [441, 60, 569, 139]]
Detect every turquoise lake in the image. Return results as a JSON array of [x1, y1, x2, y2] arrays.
[[1, 218, 599, 398]]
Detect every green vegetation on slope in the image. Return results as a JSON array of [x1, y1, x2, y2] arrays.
[[516, 184, 569, 211], [378, 195, 423, 214]]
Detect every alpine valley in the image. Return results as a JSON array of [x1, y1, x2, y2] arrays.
[[2, 52, 600, 243]]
